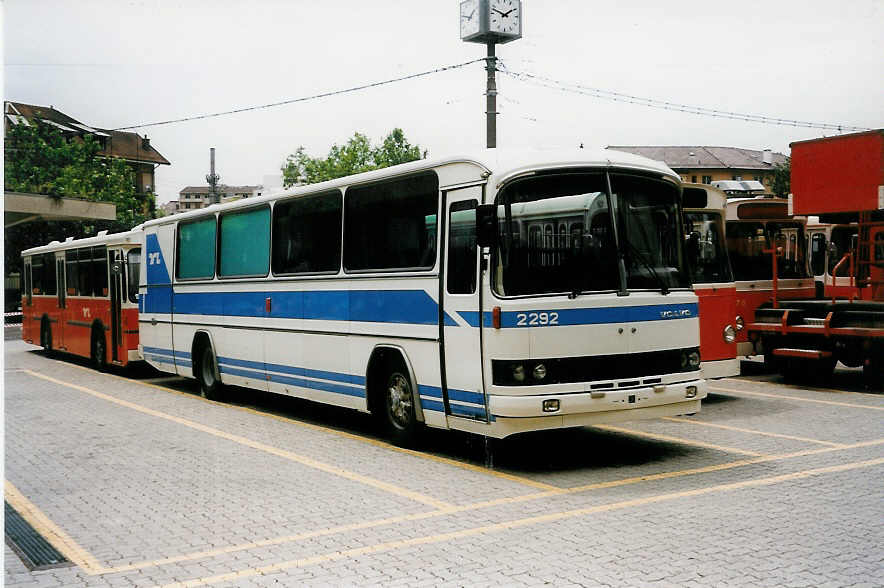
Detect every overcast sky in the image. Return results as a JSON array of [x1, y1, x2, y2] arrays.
[[4, 0, 883, 204]]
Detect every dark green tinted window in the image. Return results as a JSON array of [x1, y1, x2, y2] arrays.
[[219, 207, 270, 277], [272, 191, 342, 274], [177, 217, 217, 279]]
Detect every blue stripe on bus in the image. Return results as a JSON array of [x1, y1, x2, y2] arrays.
[[219, 355, 365, 386], [449, 403, 488, 419], [219, 364, 365, 398], [144, 289, 457, 326], [419, 384, 484, 405], [457, 303, 698, 328], [420, 399, 446, 413]]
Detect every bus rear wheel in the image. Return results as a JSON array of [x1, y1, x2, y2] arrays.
[[197, 344, 223, 401], [383, 368, 419, 446], [91, 330, 106, 371]]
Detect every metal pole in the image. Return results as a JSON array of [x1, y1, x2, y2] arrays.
[[486, 42, 497, 149]]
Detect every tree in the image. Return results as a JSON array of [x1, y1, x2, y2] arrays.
[[281, 128, 426, 187], [771, 157, 791, 198], [4, 120, 155, 275]]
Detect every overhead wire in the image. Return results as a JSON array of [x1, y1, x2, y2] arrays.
[[497, 63, 872, 133], [110, 58, 487, 131]]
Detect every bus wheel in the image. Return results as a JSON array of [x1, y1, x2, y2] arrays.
[[383, 367, 419, 446], [91, 330, 106, 371], [40, 321, 53, 354], [197, 344, 223, 401]]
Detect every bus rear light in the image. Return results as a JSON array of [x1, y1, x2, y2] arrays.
[[542, 399, 560, 412], [492, 306, 501, 329]]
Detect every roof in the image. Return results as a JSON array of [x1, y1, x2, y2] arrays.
[[22, 227, 143, 256], [5, 101, 170, 166], [179, 185, 261, 194], [145, 147, 680, 229], [607, 145, 787, 170]]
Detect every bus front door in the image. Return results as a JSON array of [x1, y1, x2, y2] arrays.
[[55, 256, 66, 350], [109, 249, 124, 362], [440, 186, 488, 423]]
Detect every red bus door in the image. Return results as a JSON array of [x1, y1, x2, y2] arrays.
[[109, 250, 124, 363]]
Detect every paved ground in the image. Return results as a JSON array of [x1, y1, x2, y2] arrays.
[[4, 338, 883, 587]]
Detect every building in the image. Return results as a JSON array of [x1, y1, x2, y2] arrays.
[[159, 201, 180, 216], [607, 145, 787, 191], [177, 185, 262, 211], [4, 101, 171, 200]]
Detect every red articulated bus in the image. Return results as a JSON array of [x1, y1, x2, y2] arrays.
[[21, 229, 142, 368], [683, 184, 739, 379], [725, 196, 816, 356]]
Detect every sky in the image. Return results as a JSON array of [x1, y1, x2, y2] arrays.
[[4, 0, 883, 205]]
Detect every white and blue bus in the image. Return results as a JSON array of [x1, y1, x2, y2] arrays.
[[139, 149, 707, 443]]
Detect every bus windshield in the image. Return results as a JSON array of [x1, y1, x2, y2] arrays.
[[726, 221, 808, 281], [492, 172, 689, 296], [684, 212, 733, 284]]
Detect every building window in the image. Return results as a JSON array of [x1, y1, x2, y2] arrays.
[[691, 176, 697, 183], [702, 176, 712, 184]]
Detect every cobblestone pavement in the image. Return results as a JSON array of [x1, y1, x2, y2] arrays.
[[5, 339, 883, 587]]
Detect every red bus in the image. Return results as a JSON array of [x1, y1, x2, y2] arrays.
[[806, 217, 859, 299], [683, 184, 739, 378], [725, 196, 816, 356], [21, 229, 142, 368]]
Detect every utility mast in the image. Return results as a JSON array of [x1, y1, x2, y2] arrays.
[[206, 148, 221, 205]]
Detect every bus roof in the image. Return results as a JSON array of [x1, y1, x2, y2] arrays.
[[22, 227, 143, 257], [143, 148, 679, 229]]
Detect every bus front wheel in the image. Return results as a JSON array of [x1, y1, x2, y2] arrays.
[[197, 344, 223, 401], [383, 368, 419, 446]]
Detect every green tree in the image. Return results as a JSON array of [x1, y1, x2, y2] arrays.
[[282, 128, 426, 187], [771, 157, 791, 198], [4, 120, 155, 276]]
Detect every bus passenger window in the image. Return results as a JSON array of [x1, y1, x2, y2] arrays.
[[65, 251, 79, 296], [219, 207, 270, 277], [32, 254, 44, 295], [272, 191, 342, 274], [177, 217, 217, 279], [93, 246, 108, 297], [447, 200, 478, 294], [344, 171, 439, 271], [78, 247, 93, 296]]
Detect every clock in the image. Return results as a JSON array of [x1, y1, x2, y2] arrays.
[[460, 0, 480, 39], [488, 0, 521, 37], [460, 0, 522, 44]]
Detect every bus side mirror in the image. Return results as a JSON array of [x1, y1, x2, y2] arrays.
[[476, 204, 497, 248]]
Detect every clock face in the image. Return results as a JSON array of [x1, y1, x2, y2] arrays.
[[460, 0, 480, 38], [489, 0, 520, 36]]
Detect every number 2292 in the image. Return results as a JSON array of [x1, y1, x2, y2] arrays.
[[515, 312, 559, 326]]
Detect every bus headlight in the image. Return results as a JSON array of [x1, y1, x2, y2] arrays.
[[512, 364, 526, 382], [682, 349, 701, 370], [735, 315, 745, 331], [532, 363, 547, 381], [723, 324, 736, 343]]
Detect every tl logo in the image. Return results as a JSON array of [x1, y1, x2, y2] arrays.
[[148, 252, 161, 265]]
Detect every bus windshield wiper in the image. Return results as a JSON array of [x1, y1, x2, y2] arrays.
[[626, 241, 670, 295]]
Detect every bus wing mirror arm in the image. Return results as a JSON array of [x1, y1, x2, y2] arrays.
[[476, 204, 498, 248]]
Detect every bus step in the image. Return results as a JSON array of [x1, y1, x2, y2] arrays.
[[771, 348, 833, 359]]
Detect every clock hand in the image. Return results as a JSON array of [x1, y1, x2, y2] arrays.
[[492, 8, 506, 16], [501, 8, 515, 16]]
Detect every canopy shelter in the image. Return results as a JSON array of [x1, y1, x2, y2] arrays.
[[4, 191, 116, 228]]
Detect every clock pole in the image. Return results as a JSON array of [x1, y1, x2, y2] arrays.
[[486, 42, 497, 149]]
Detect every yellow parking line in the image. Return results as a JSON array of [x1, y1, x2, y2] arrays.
[[160, 456, 884, 587], [4, 481, 107, 575], [710, 385, 884, 411], [594, 424, 768, 457], [663, 417, 847, 447], [22, 370, 453, 510], [63, 361, 559, 492]]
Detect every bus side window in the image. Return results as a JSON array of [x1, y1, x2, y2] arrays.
[[93, 246, 108, 297], [78, 247, 93, 296], [447, 200, 478, 295], [66, 250, 79, 296], [127, 249, 141, 302], [23, 258, 32, 305], [810, 233, 826, 276]]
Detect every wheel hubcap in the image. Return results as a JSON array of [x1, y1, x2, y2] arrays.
[[388, 374, 413, 429]]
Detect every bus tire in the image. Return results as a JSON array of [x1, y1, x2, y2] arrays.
[[40, 319, 53, 355], [196, 343, 223, 401], [91, 327, 107, 371], [381, 361, 420, 447]]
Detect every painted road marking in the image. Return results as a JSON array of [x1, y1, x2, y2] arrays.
[[663, 417, 847, 448], [22, 370, 453, 510], [4, 481, 107, 575], [64, 361, 560, 492], [158, 457, 884, 587], [710, 385, 884, 411], [594, 424, 769, 457]]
